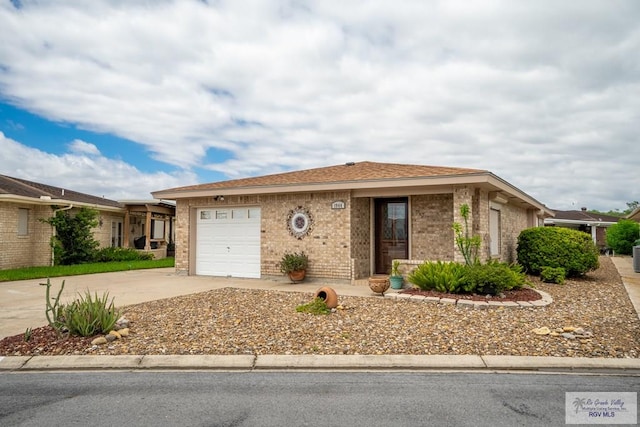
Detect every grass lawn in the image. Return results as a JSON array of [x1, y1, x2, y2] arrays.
[[0, 258, 175, 282]]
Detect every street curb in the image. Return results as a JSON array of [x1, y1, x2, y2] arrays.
[[254, 354, 486, 370], [2, 355, 639, 373], [138, 354, 255, 370], [481, 356, 640, 373]]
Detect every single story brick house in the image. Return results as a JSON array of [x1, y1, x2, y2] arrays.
[[0, 174, 175, 269], [544, 207, 621, 251], [152, 161, 553, 281]]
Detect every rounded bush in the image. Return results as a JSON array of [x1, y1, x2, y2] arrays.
[[606, 219, 640, 255], [517, 227, 599, 277], [460, 261, 527, 295]]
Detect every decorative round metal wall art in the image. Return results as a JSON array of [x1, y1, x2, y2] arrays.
[[287, 206, 313, 239]]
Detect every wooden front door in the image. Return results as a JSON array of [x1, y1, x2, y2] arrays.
[[375, 198, 408, 274]]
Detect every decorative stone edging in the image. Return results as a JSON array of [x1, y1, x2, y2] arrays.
[[383, 289, 553, 309]]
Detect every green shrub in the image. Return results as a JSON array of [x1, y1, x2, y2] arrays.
[[94, 247, 153, 262], [296, 297, 330, 315], [407, 261, 467, 293], [460, 261, 527, 295], [517, 227, 599, 277], [42, 207, 100, 265], [540, 266, 565, 284], [606, 219, 640, 255], [59, 290, 120, 337], [279, 251, 309, 274]]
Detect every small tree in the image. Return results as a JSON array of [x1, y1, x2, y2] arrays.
[[606, 219, 640, 255], [452, 204, 481, 265], [43, 207, 100, 265]]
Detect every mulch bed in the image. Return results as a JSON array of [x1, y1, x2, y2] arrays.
[[399, 287, 542, 302]]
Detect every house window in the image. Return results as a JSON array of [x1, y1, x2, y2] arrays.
[[18, 208, 29, 236], [489, 208, 501, 256], [232, 209, 247, 219], [151, 219, 165, 240], [111, 221, 123, 247]]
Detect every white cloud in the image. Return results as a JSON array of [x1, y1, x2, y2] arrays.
[[68, 139, 100, 156], [0, 0, 639, 210], [0, 132, 196, 200]]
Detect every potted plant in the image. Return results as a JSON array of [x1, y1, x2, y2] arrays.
[[390, 260, 404, 289], [279, 251, 309, 283]]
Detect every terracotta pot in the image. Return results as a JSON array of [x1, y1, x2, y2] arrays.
[[368, 275, 390, 296], [314, 287, 338, 309], [288, 269, 306, 283]]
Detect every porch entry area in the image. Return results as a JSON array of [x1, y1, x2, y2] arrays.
[[374, 198, 408, 275]]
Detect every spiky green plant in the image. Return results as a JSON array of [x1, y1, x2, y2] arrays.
[[452, 204, 481, 265], [39, 278, 66, 336], [61, 290, 120, 337]]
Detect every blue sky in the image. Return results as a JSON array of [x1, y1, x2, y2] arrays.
[[1, 0, 638, 210]]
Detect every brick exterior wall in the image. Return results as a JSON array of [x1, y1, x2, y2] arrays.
[[174, 186, 537, 280], [92, 212, 126, 249], [176, 192, 353, 279], [473, 188, 491, 260], [0, 203, 53, 269], [410, 194, 454, 261], [350, 197, 371, 279], [1, 203, 127, 270], [497, 202, 529, 264]]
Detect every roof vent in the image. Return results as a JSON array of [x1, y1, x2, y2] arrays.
[[345, 162, 355, 166], [581, 207, 587, 211]]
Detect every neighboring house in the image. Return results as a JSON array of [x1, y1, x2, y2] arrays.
[[152, 161, 553, 281], [118, 199, 177, 259], [544, 207, 620, 251], [0, 174, 176, 269], [628, 206, 640, 223]]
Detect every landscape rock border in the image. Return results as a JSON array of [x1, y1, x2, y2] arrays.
[[385, 289, 553, 309]]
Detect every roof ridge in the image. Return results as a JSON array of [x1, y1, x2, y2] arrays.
[[0, 174, 55, 197], [0, 174, 121, 207], [155, 161, 489, 194]]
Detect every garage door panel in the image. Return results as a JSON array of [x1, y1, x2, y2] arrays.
[[196, 207, 261, 278]]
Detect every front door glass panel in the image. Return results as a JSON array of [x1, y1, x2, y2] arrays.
[[375, 199, 408, 274]]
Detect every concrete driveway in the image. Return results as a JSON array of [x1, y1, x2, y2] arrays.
[[0, 269, 373, 339]]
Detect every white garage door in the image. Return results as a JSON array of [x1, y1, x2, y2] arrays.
[[196, 207, 261, 278]]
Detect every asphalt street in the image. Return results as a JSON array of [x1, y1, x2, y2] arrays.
[[1, 371, 638, 427]]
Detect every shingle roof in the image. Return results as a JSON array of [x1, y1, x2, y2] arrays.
[[550, 209, 621, 223], [0, 174, 122, 208], [162, 161, 487, 192]]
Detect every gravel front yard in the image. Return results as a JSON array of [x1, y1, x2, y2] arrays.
[[2, 256, 639, 358]]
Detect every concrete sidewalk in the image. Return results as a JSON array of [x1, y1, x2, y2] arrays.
[[610, 256, 640, 321], [1, 256, 639, 373]]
